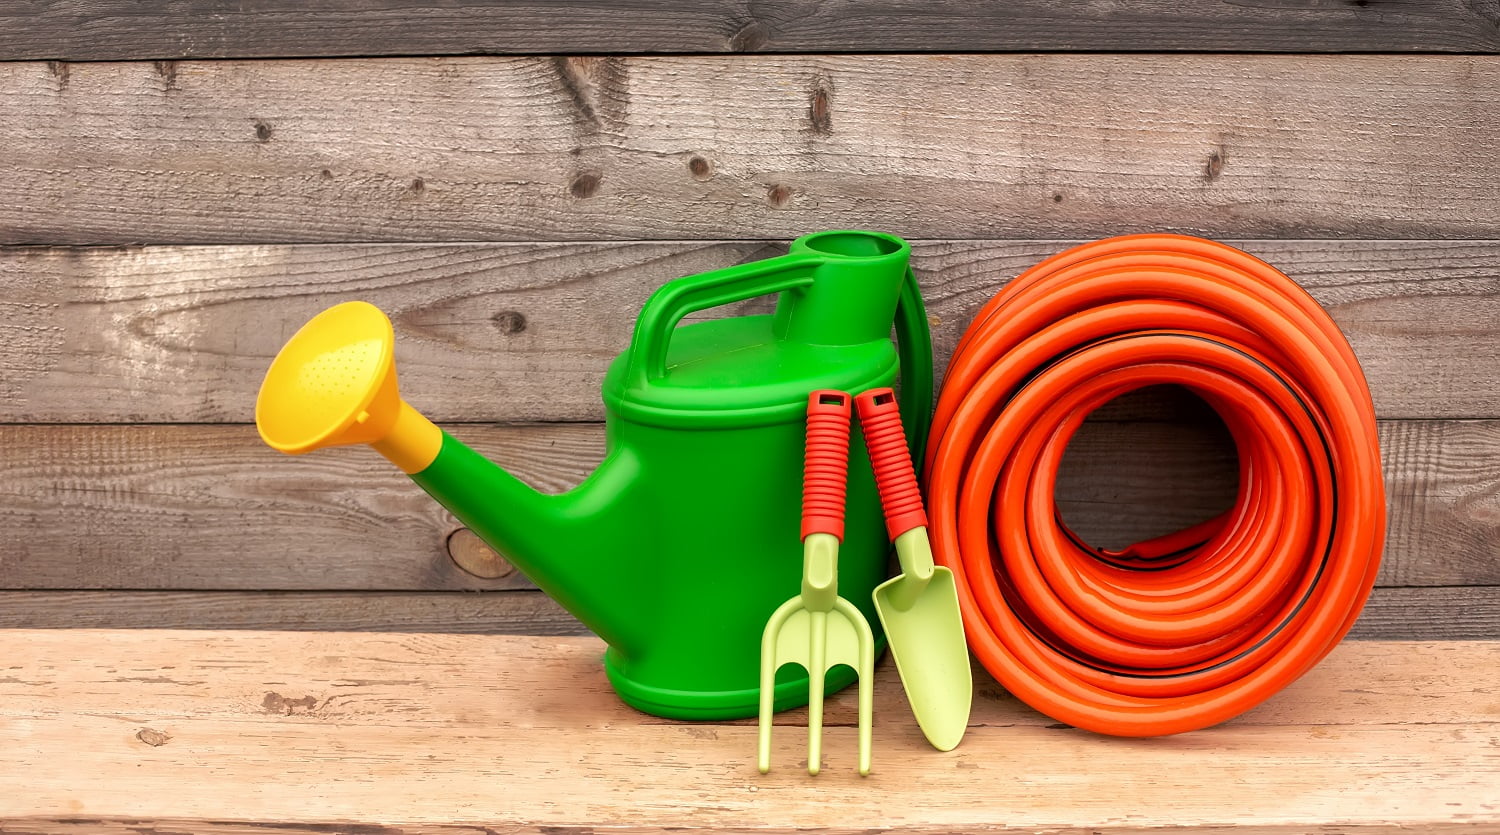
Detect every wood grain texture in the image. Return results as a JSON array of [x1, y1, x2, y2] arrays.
[[0, 590, 590, 635], [1, 419, 1495, 591], [0, 586, 1495, 640], [0, 423, 588, 592], [1350, 587, 1500, 640], [1063, 419, 1499, 588], [0, 817, 1490, 835], [5, 0, 1499, 59], [0, 633, 1491, 731], [0, 632, 1495, 832], [4, 56, 1500, 244], [4, 239, 1498, 423], [2, 826, 1476, 835]]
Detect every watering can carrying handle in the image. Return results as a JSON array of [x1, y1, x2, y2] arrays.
[[625, 254, 934, 462], [627, 256, 819, 384]]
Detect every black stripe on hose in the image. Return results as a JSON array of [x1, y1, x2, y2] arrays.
[[986, 331, 1339, 681]]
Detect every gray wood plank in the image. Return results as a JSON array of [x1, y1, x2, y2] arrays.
[[0, 590, 589, 635], [1040, 419, 1500, 589], [5, 1, 1498, 59], [3, 239, 1496, 423], [0, 422, 587, 592], [3, 56, 1499, 244], [0, 586, 1491, 640], [0, 419, 1493, 591], [1349, 586, 1500, 641]]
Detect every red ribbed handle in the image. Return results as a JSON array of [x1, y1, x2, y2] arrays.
[[855, 387, 927, 541], [802, 390, 852, 541]]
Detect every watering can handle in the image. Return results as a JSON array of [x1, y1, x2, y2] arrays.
[[894, 266, 934, 470], [626, 255, 819, 384], [624, 252, 933, 465]]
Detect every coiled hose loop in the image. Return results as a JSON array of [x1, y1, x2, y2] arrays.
[[925, 235, 1385, 736]]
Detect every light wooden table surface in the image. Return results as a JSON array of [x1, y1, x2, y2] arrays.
[[2, 631, 1496, 834]]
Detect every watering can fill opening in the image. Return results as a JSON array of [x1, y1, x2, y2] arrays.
[[253, 230, 934, 721]]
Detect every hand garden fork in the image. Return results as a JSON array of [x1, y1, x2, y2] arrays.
[[758, 391, 875, 776]]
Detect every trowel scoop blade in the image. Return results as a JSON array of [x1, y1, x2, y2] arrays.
[[873, 565, 972, 751]]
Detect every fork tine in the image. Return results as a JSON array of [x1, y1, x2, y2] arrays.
[[758, 620, 780, 774], [857, 624, 875, 776], [807, 610, 828, 775]]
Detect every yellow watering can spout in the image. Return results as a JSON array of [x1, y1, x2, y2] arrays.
[[255, 298, 647, 655], [255, 300, 442, 474]]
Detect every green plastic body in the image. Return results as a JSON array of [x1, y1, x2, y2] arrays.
[[407, 231, 932, 720]]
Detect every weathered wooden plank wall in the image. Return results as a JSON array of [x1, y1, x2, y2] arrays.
[[4, 0, 1498, 57], [0, 4, 1496, 638], [5, 56, 1500, 244], [8, 0, 1500, 57], [5, 241, 1498, 422]]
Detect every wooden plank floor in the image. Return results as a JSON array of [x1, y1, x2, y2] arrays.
[[1, 632, 1496, 833]]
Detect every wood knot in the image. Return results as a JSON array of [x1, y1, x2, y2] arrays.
[[491, 310, 527, 335], [570, 171, 602, 198], [551, 56, 628, 134], [262, 692, 319, 715], [1204, 148, 1227, 181], [766, 184, 793, 208], [808, 86, 832, 136], [687, 155, 712, 181], [448, 529, 515, 579], [135, 728, 171, 747], [254, 121, 273, 142], [47, 60, 69, 90], [153, 60, 179, 90], [729, 20, 770, 52]]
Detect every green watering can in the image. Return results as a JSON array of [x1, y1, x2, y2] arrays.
[[255, 230, 932, 720]]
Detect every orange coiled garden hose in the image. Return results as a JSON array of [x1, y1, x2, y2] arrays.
[[923, 235, 1385, 736]]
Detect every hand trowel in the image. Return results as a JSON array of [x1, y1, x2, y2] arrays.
[[855, 387, 972, 751]]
